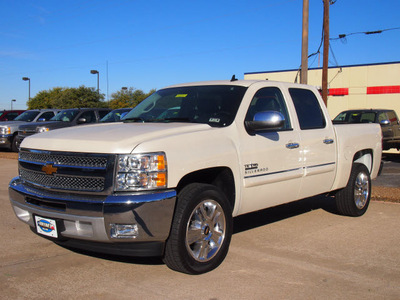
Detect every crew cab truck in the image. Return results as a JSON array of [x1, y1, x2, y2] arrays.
[[9, 80, 382, 274], [0, 109, 59, 152]]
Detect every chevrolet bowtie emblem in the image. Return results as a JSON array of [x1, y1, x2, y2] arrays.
[[42, 164, 58, 175]]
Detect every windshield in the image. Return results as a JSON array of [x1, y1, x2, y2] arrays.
[[123, 85, 247, 127], [334, 111, 377, 123], [51, 109, 79, 122], [14, 111, 40, 122], [101, 108, 131, 122]]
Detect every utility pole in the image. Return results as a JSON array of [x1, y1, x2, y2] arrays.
[[322, 0, 330, 106], [300, 0, 309, 84]]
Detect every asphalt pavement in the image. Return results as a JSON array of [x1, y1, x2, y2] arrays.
[[1, 157, 399, 299]]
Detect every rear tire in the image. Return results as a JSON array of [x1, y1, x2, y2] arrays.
[[335, 163, 371, 217], [163, 183, 232, 274]]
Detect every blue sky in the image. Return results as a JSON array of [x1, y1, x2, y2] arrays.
[[1, 0, 399, 110]]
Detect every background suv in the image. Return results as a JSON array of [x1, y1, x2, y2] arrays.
[[334, 109, 400, 151]]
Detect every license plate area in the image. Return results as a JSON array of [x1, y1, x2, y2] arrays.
[[34, 215, 59, 238]]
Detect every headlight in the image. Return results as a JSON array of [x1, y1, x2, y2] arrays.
[[116, 152, 167, 191], [37, 127, 49, 133], [0, 126, 11, 135]]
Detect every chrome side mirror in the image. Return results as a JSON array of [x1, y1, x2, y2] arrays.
[[245, 111, 285, 134], [379, 119, 390, 125]]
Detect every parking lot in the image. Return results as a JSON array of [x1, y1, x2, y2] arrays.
[[1, 156, 400, 299]]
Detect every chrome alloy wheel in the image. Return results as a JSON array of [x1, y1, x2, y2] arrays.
[[354, 171, 370, 209], [185, 199, 226, 262]]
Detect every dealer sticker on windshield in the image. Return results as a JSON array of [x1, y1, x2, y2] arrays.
[[35, 216, 58, 238]]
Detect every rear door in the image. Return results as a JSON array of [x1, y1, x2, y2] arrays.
[[387, 111, 400, 142], [288, 87, 337, 198]]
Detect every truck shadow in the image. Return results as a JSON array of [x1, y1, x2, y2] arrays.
[[233, 194, 337, 234], [59, 194, 338, 266], [382, 152, 400, 163]]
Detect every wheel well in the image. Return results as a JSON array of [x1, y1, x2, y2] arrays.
[[353, 149, 373, 173], [176, 167, 235, 210]]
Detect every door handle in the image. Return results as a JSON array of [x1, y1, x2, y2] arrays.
[[286, 142, 300, 149], [323, 139, 334, 144]]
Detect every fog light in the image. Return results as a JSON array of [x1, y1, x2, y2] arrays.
[[110, 224, 138, 239]]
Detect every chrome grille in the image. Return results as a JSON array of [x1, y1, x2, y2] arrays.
[[18, 149, 115, 193], [20, 169, 105, 192], [19, 151, 107, 168]]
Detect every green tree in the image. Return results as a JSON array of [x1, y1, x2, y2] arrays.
[[27, 86, 107, 109], [109, 87, 155, 109], [27, 87, 63, 109]]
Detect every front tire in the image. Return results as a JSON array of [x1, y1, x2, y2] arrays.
[[335, 163, 371, 217], [163, 183, 233, 274]]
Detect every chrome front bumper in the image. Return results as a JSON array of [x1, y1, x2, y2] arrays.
[[9, 177, 177, 254]]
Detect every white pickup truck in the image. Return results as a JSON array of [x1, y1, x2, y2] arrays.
[[9, 80, 382, 274]]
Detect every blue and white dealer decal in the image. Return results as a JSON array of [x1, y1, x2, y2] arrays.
[[35, 216, 58, 238]]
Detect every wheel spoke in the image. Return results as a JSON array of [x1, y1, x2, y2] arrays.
[[198, 240, 211, 260], [186, 226, 203, 245]]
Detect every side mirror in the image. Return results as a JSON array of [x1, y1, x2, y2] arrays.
[[77, 118, 87, 124], [245, 111, 285, 135], [379, 120, 390, 125]]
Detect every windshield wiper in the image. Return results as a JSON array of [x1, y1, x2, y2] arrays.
[[123, 117, 146, 123], [161, 118, 192, 123]]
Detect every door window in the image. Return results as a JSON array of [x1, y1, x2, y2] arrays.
[[289, 88, 326, 130], [245, 87, 291, 130]]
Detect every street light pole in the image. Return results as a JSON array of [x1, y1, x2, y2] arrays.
[[11, 99, 16, 110], [22, 77, 31, 101], [90, 70, 99, 94]]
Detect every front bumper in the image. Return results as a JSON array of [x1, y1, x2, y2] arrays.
[[9, 176, 177, 256], [0, 134, 12, 148]]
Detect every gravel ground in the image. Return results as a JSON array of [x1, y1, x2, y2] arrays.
[[1, 151, 398, 202]]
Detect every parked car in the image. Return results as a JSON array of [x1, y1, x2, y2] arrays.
[[0, 109, 60, 152], [333, 109, 400, 150], [100, 108, 132, 123], [0, 110, 25, 121], [16, 108, 111, 148]]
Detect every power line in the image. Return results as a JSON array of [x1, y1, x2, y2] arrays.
[[330, 26, 400, 41]]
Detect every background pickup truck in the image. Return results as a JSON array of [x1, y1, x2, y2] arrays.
[[0, 109, 59, 152], [9, 80, 382, 274], [333, 109, 400, 151], [16, 107, 111, 149]]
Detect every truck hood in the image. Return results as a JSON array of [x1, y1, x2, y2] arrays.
[[21, 122, 213, 153], [0, 120, 25, 126], [19, 120, 73, 131]]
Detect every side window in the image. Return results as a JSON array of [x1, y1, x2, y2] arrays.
[[80, 111, 96, 123], [245, 87, 291, 130], [387, 111, 398, 125], [378, 112, 388, 123], [98, 110, 109, 119], [6, 113, 19, 120], [40, 111, 56, 121], [289, 88, 326, 130]]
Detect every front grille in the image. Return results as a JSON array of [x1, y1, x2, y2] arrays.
[[19, 149, 115, 194], [20, 169, 105, 192], [18, 130, 36, 138], [19, 151, 107, 168]]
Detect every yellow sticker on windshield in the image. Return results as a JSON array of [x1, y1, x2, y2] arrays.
[[175, 94, 188, 98]]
